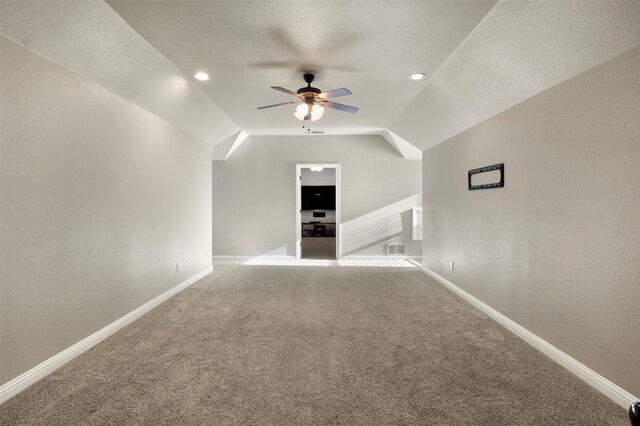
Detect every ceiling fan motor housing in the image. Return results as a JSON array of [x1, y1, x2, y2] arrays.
[[297, 86, 321, 96], [297, 73, 321, 98]]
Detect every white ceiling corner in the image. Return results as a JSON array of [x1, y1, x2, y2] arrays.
[[224, 131, 250, 160], [212, 131, 241, 161], [381, 130, 422, 160]]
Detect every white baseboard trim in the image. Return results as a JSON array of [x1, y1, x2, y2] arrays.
[[342, 255, 422, 260], [421, 265, 638, 409], [212, 255, 253, 260], [213, 255, 423, 261], [0, 266, 213, 405], [212, 255, 297, 261]]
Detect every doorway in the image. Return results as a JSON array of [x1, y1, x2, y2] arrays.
[[296, 164, 340, 260]]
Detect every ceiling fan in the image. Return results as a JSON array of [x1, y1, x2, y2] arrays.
[[257, 73, 358, 121]]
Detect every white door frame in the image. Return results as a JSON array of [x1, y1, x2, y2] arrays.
[[296, 164, 341, 260]]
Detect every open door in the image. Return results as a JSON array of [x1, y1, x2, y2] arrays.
[[296, 164, 340, 260]]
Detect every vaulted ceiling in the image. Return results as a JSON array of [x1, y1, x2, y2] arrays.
[[106, 0, 497, 138], [2, 1, 639, 154]]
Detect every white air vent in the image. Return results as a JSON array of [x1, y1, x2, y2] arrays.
[[386, 243, 406, 256]]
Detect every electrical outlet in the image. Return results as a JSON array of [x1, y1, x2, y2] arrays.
[[450, 261, 454, 271], [176, 262, 181, 272]]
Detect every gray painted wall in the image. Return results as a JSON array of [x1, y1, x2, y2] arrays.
[[422, 47, 639, 396], [0, 37, 213, 385], [212, 135, 422, 257]]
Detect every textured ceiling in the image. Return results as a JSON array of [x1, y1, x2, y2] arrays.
[[390, 0, 640, 150], [106, 0, 497, 136], [0, 0, 241, 147], [3, 0, 639, 152], [106, 0, 640, 148]]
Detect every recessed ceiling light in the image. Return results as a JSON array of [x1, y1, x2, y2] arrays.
[[194, 72, 210, 81], [409, 73, 427, 81]]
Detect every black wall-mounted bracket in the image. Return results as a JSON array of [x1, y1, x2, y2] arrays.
[[468, 163, 504, 190], [630, 402, 640, 426]]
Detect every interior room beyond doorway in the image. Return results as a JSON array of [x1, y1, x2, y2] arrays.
[[300, 167, 336, 260]]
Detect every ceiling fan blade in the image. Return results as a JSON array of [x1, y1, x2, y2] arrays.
[[271, 86, 301, 97], [257, 101, 301, 110], [317, 88, 352, 99], [321, 100, 359, 114]]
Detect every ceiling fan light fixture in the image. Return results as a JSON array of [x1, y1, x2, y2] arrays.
[[310, 104, 325, 121], [194, 71, 210, 81], [310, 166, 324, 172], [409, 73, 426, 81], [294, 103, 309, 120], [259, 73, 357, 119]]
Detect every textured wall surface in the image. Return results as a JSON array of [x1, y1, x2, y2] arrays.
[[212, 135, 422, 257], [422, 47, 640, 396], [0, 37, 213, 385]]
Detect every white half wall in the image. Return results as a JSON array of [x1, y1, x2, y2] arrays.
[[422, 47, 640, 397], [212, 135, 422, 257], [0, 37, 213, 385]]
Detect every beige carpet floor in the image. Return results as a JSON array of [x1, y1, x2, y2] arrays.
[[0, 262, 628, 425]]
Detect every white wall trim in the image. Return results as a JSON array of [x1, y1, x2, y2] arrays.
[[343, 255, 422, 260], [212, 255, 303, 261], [0, 266, 213, 405], [212, 255, 253, 260], [421, 265, 638, 409], [213, 255, 422, 262]]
